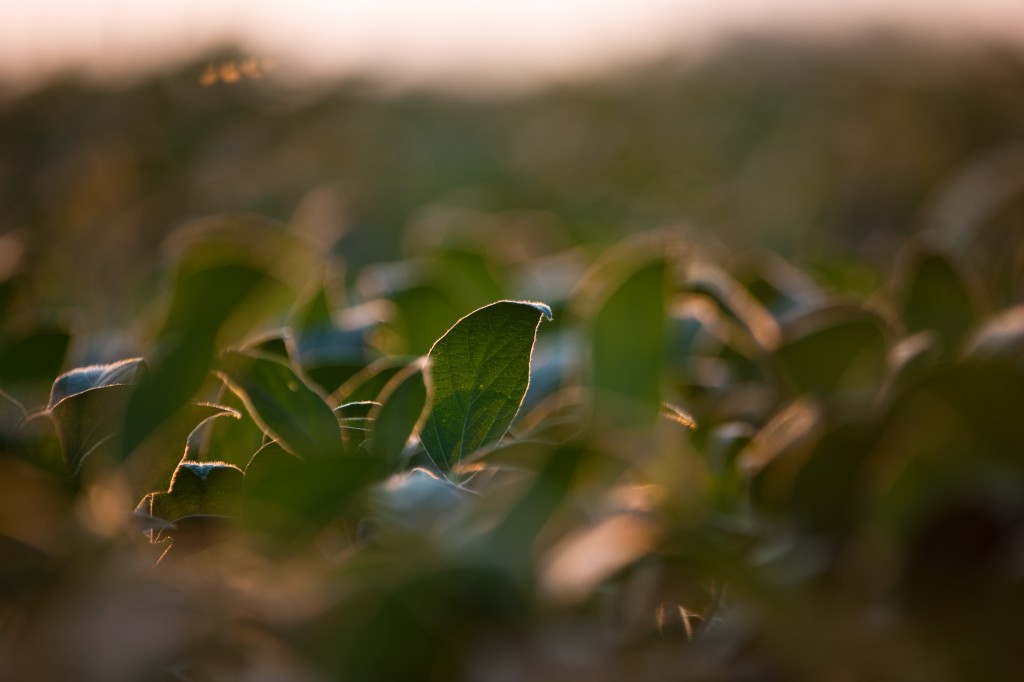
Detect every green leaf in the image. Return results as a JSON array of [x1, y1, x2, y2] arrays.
[[900, 246, 980, 357], [776, 304, 888, 400], [149, 461, 244, 523], [183, 408, 244, 462], [242, 441, 379, 543], [366, 468, 467, 535], [190, 388, 265, 468], [217, 350, 343, 459], [48, 357, 147, 472], [369, 358, 431, 471], [590, 259, 668, 426], [122, 261, 271, 457], [50, 384, 133, 473], [392, 284, 464, 355], [421, 300, 552, 472]]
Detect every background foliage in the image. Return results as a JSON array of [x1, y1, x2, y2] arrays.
[[2, 37, 1024, 681]]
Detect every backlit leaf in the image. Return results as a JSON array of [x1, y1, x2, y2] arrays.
[[421, 300, 552, 472], [218, 350, 343, 459]]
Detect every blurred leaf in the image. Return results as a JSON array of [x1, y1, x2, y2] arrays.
[[367, 468, 468, 536], [392, 284, 464, 355], [900, 246, 980, 357], [885, 360, 1024, 463], [369, 358, 431, 472], [884, 331, 942, 399], [122, 261, 271, 458], [590, 258, 668, 426], [0, 327, 70, 385], [0, 390, 25, 439], [481, 444, 586, 572], [6, 410, 64, 477], [149, 461, 244, 523], [685, 262, 781, 352], [0, 278, 15, 324], [242, 441, 379, 543], [243, 329, 293, 362], [421, 300, 552, 472], [218, 350, 343, 460], [775, 305, 888, 400], [964, 305, 1024, 362]]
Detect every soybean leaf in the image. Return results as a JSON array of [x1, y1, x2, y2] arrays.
[[149, 461, 244, 523], [590, 259, 668, 426], [50, 385, 133, 474], [190, 388, 265, 468], [369, 358, 431, 471], [964, 305, 1024, 362], [48, 358, 148, 408], [392, 284, 464, 355], [0, 390, 25, 441], [183, 408, 244, 462], [421, 300, 552, 472], [47, 359, 148, 473], [335, 401, 379, 420], [335, 401, 378, 451], [367, 468, 467, 536], [122, 261, 271, 458], [217, 350, 343, 460], [242, 441, 379, 543], [900, 246, 980, 357], [0, 278, 15, 324], [776, 304, 888, 400], [124, 402, 238, 504]]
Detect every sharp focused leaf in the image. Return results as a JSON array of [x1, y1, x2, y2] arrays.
[[183, 408, 244, 462], [191, 388, 265, 468], [217, 350, 343, 459], [369, 358, 431, 471], [149, 461, 244, 523], [421, 300, 552, 472], [48, 358, 148, 408], [47, 357, 236, 497], [50, 384, 135, 473]]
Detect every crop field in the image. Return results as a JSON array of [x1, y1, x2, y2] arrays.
[[1, 39, 1024, 681]]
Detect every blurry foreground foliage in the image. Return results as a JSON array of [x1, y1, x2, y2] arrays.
[[2, 38, 1024, 681]]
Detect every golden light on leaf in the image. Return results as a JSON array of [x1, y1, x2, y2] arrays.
[[540, 513, 661, 604]]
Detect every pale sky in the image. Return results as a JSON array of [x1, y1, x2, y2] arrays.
[[3, 1, 1024, 91]]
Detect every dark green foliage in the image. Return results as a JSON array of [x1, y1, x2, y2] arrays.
[[5, 42, 1024, 682]]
